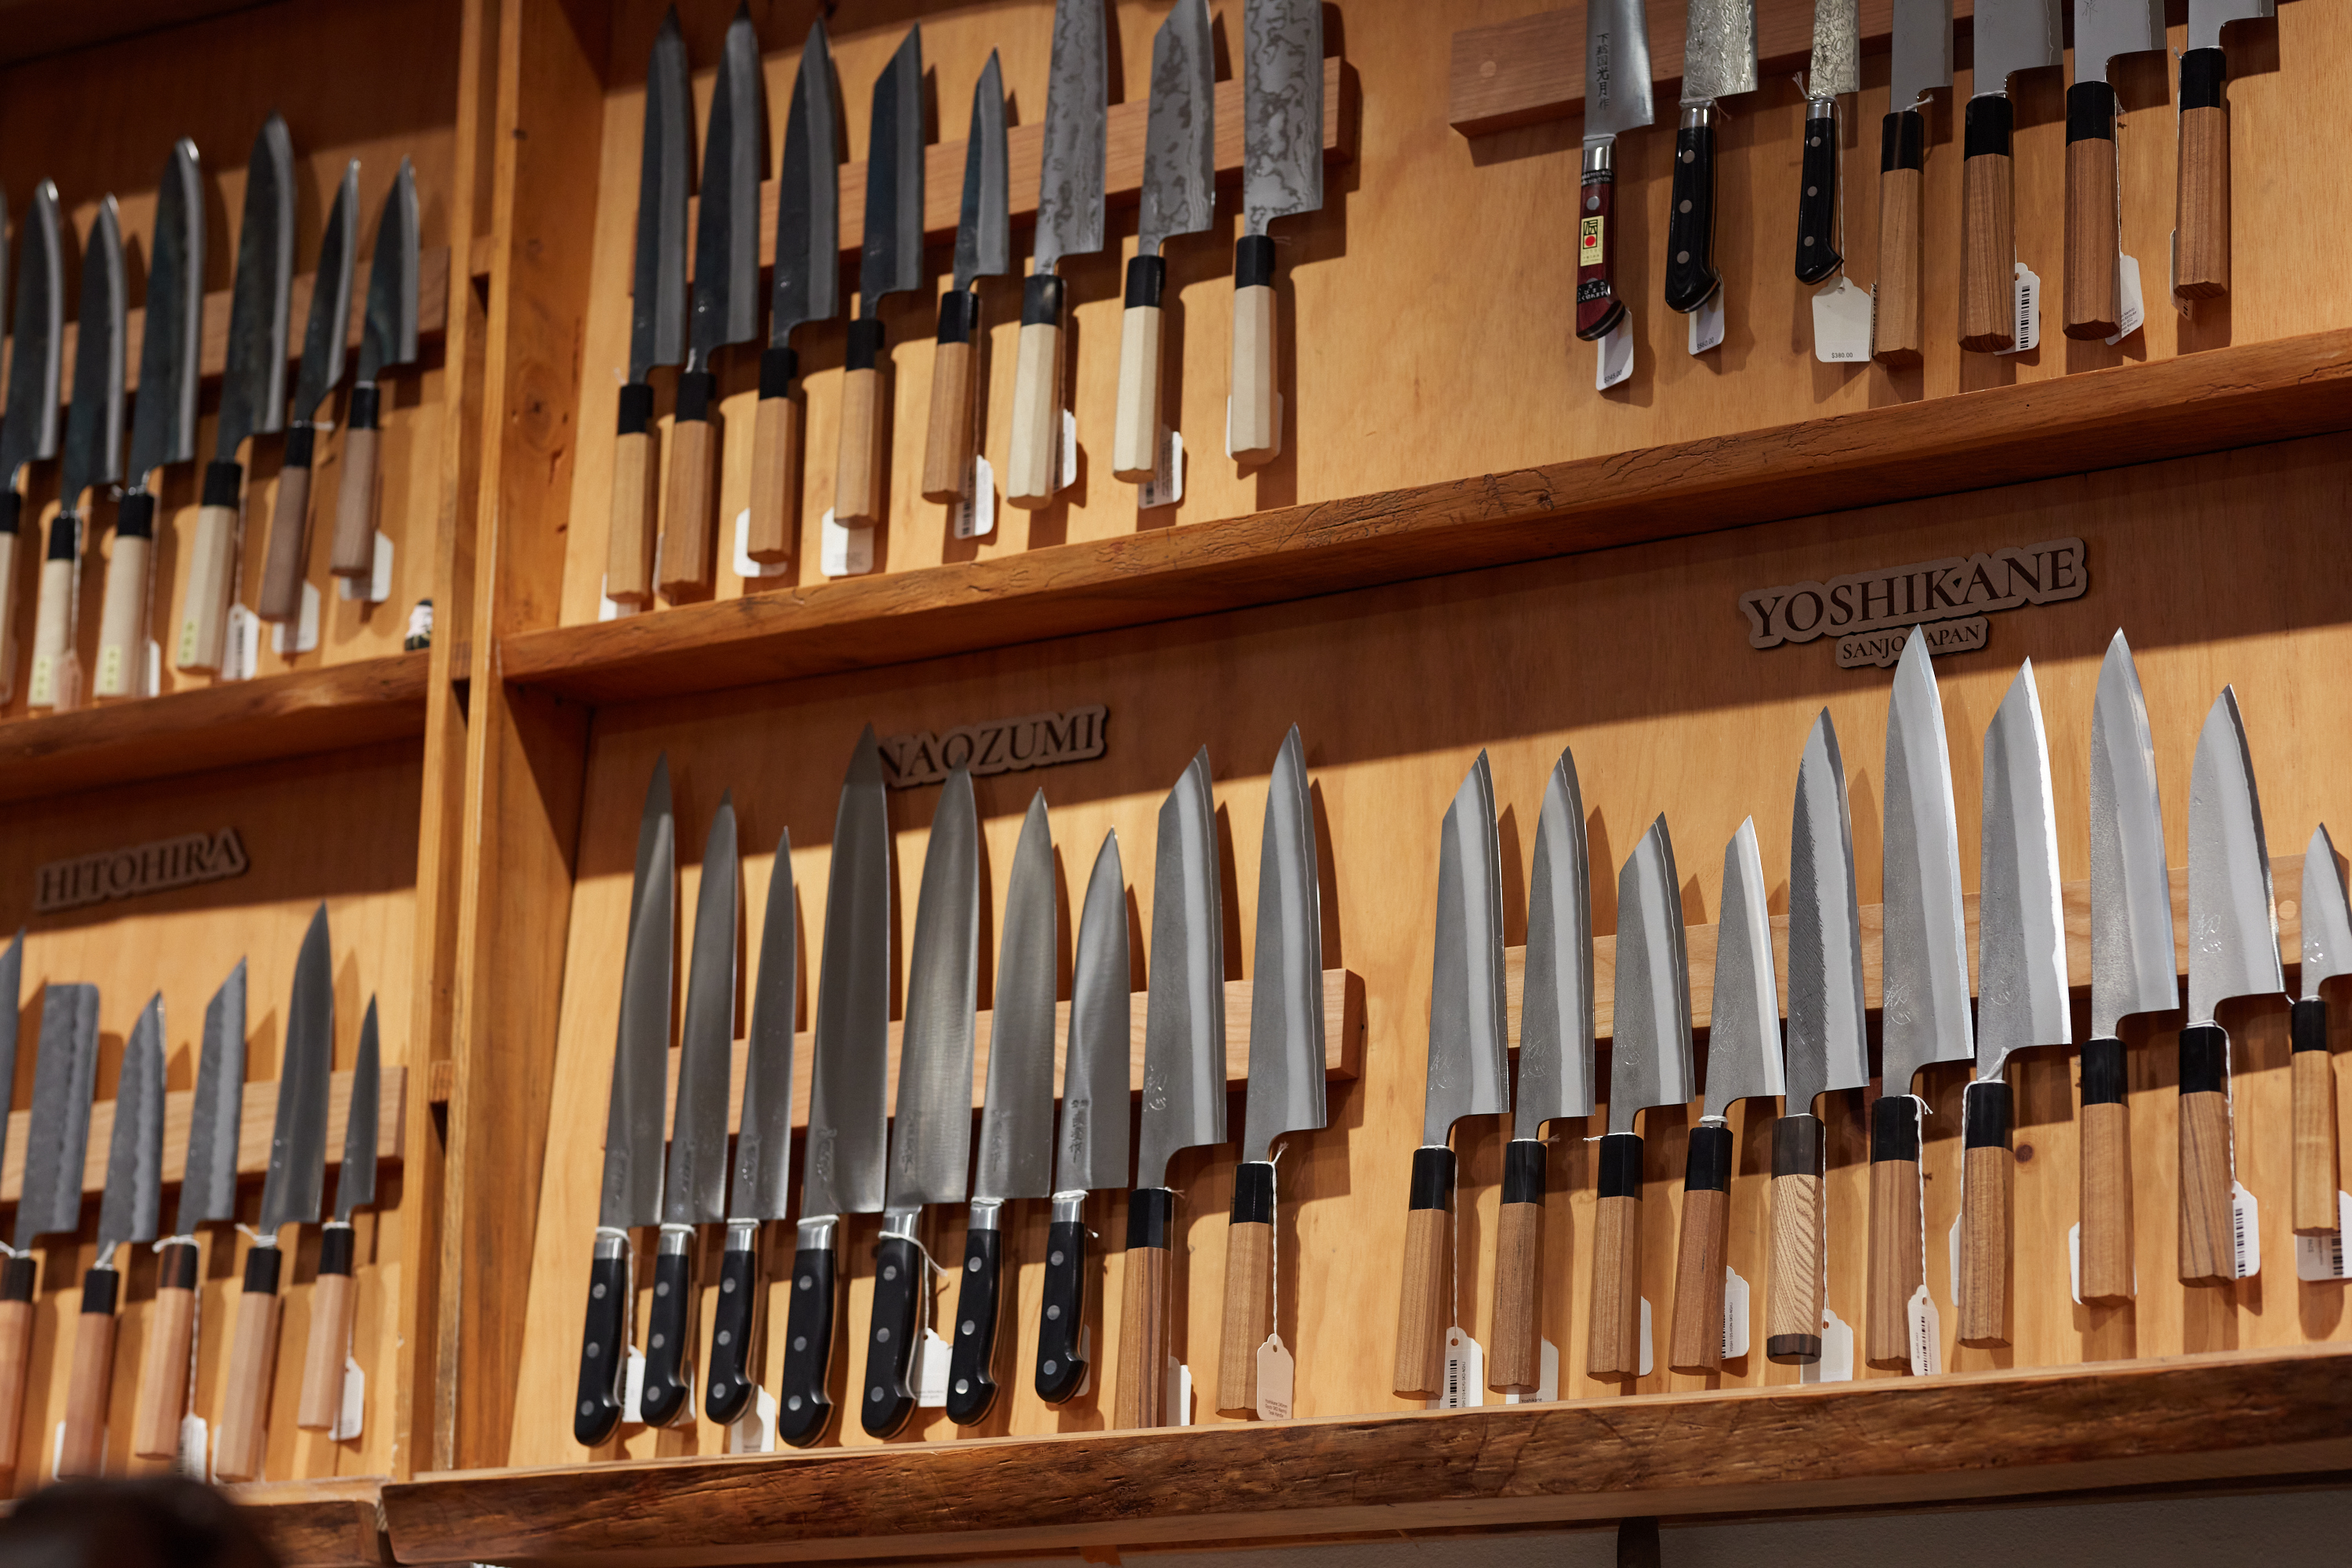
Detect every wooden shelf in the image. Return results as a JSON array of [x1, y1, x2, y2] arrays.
[[226, 1477, 388, 1568]]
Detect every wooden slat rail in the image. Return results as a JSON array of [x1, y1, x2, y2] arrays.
[[226, 1478, 391, 1568]]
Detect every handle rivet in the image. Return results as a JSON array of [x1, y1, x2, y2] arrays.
[[798, 1274, 812, 1289], [1049, 1250, 1065, 1266], [869, 1386, 884, 1402], [655, 1280, 670, 1297], [1679, 199, 1692, 213], [787, 1394, 803, 1410], [1585, 194, 1599, 212], [1680, 148, 1693, 163], [650, 1333, 665, 1348], [1676, 250, 1691, 264], [1043, 1359, 1058, 1376], [581, 1399, 596, 1416], [793, 1335, 808, 1351], [717, 1330, 732, 1346], [722, 1277, 736, 1292], [963, 1319, 977, 1335], [586, 1341, 601, 1358], [955, 1378, 970, 1395], [883, 1265, 898, 1282], [967, 1257, 982, 1272], [1046, 1304, 1062, 1320], [592, 1283, 606, 1299], [876, 1327, 891, 1343]]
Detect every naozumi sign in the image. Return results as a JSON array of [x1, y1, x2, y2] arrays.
[[880, 706, 1109, 789], [1740, 538, 2089, 668]]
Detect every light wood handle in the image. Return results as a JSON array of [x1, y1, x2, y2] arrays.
[[1864, 1097, 1924, 1370], [1392, 1146, 1454, 1399], [2178, 1025, 2238, 1283], [1231, 230, 1279, 462], [330, 419, 383, 578], [1215, 1218, 1272, 1418], [297, 1264, 358, 1431], [1957, 1080, 2013, 1347], [213, 1249, 285, 1483], [921, 294, 981, 504], [2062, 86, 2122, 341], [93, 522, 151, 700], [1113, 256, 1169, 483], [2078, 1040, 2136, 1302], [2292, 1000, 2339, 1234], [27, 550, 77, 709], [257, 435, 314, 623], [746, 394, 798, 560], [1112, 1190, 1174, 1429], [56, 1279, 119, 1478], [1006, 276, 1066, 509], [2174, 50, 2230, 301], [833, 321, 887, 530], [132, 1243, 200, 1460], [1586, 1132, 1644, 1381], [176, 470, 244, 673], [1871, 111, 1925, 366], [0, 526, 19, 702], [1668, 1124, 1734, 1375], [0, 1283, 34, 1485], [605, 396, 658, 606], [1765, 1165, 1826, 1363], [1487, 1137, 1547, 1393], [657, 399, 718, 601], [1958, 96, 2016, 355]]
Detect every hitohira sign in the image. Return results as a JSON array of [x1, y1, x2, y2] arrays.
[[35, 828, 250, 913], [1740, 539, 2089, 668]]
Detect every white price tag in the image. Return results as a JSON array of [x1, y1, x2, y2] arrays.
[[1721, 1267, 1751, 1361], [1948, 1214, 1962, 1300], [2294, 1192, 2352, 1281], [221, 604, 261, 681], [1811, 277, 1875, 363], [331, 1356, 365, 1442], [47, 1420, 66, 1480], [1137, 426, 1185, 510], [1999, 263, 2041, 355], [1432, 1327, 1484, 1409], [1254, 1334, 1295, 1420], [1058, 408, 1079, 492], [1686, 290, 1726, 357], [819, 509, 873, 578], [621, 1345, 648, 1426], [1906, 1285, 1941, 1376], [1164, 1357, 1193, 1426], [914, 1328, 953, 1408], [270, 581, 321, 656], [2104, 253, 2146, 346], [1501, 1338, 1560, 1404], [2232, 1181, 2261, 1279], [177, 1414, 209, 1480], [338, 531, 395, 602], [728, 1385, 779, 1453], [597, 576, 641, 621], [1595, 314, 1635, 390], [734, 509, 789, 578], [951, 456, 996, 539], [1801, 1308, 1855, 1385], [1639, 1296, 1654, 1377]]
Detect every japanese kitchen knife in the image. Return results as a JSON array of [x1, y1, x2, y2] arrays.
[[1490, 749, 1592, 1395], [639, 794, 739, 1427], [919, 53, 1008, 505], [657, 5, 761, 602], [1794, 0, 1859, 287], [1113, 0, 1214, 485], [2178, 688, 2284, 1282], [1035, 829, 1130, 1406], [605, 9, 688, 605], [1218, 728, 1324, 1417], [775, 728, 891, 1447], [1007, 0, 1105, 507], [1867, 632, 1973, 1370], [1669, 819, 1784, 1375], [833, 26, 924, 531], [863, 768, 979, 1440], [2176, 0, 2275, 299], [1958, 661, 2068, 1346], [1871, 0, 1950, 363], [1764, 711, 1871, 1364], [179, 114, 293, 672], [2062, 0, 2165, 339], [947, 791, 1058, 1426], [1117, 748, 1225, 1427], [1393, 753, 1506, 1399], [0, 183, 63, 704], [256, 160, 356, 624], [1574, 0, 1654, 342], [1958, 0, 2060, 352], [56, 993, 159, 1476], [216, 903, 333, 1482], [1231, 0, 1323, 461], [573, 758, 674, 1447], [95, 141, 202, 701], [2293, 827, 2350, 1234], [0, 982, 99, 1485], [746, 21, 837, 561], [1590, 817, 1695, 1380], [297, 996, 379, 1431], [329, 158, 420, 580], [27, 195, 125, 712], [1664, 0, 1758, 314]]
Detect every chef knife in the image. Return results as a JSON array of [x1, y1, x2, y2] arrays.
[[1393, 753, 1506, 1399], [2293, 827, 2350, 1234], [2178, 688, 2284, 1281], [1117, 748, 1226, 1427], [1958, 0, 2060, 352], [2062, 0, 2165, 339], [56, 992, 160, 1476], [1230, 0, 1323, 461], [946, 790, 1058, 1427], [746, 22, 837, 561], [0, 183, 63, 704], [1664, 0, 1759, 314], [297, 995, 379, 1431], [2175, 0, 2275, 300], [329, 158, 421, 580], [604, 9, 688, 605], [1573, 0, 1654, 342], [1794, 0, 1859, 287], [1113, 0, 1214, 485], [1870, 0, 1949, 363], [1035, 829, 1130, 1406], [919, 53, 1008, 505], [256, 160, 356, 624], [27, 195, 125, 712], [0, 982, 100, 1486], [573, 757, 674, 1447], [833, 26, 924, 531], [1007, 0, 1105, 507]]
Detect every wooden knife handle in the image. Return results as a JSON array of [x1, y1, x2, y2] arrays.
[[94, 495, 156, 700], [1864, 1095, 1924, 1370], [214, 1244, 285, 1482], [2175, 50, 2230, 301], [0, 1258, 35, 1485], [1587, 1131, 1645, 1380], [1765, 1114, 1827, 1363], [1487, 1138, 1545, 1392], [296, 1224, 359, 1432], [656, 372, 718, 602], [1114, 1189, 1174, 1428], [920, 296, 979, 503], [27, 528, 78, 710], [2292, 1000, 2340, 1234], [331, 383, 386, 579], [1873, 110, 1926, 365], [132, 1240, 200, 1459], [1958, 1080, 2013, 1347], [56, 1265, 121, 1477], [2078, 1038, 2136, 1302], [2063, 82, 2122, 340], [702, 1230, 763, 1428], [945, 1214, 1009, 1428], [605, 384, 658, 605], [1662, 108, 1722, 314], [1573, 143, 1628, 343], [638, 1235, 697, 1430], [1392, 1145, 1453, 1399], [860, 1229, 924, 1439], [1668, 1124, 1733, 1374], [1216, 1162, 1276, 1417], [1007, 276, 1066, 507], [1795, 97, 1842, 285], [746, 349, 800, 561], [1035, 1207, 1093, 1406], [257, 424, 315, 623], [176, 461, 246, 673], [834, 321, 888, 529], [0, 500, 20, 704], [1958, 97, 2017, 354], [2178, 1024, 2239, 1282], [772, 1233, 837, 1449], [1113, 256, 1167, 484], [1230, 238, 1280, 460]]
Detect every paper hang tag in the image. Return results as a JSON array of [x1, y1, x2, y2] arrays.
[[734, 509, 789, 579], [177, 1414, 209, 1480], [2103, 254, 2147, 346], [914, 1328, 953, 1409], [144, 638, 162, 699], [1802, 1308, 1856, 1385], [1639, 1297, 1655, 1377], [1595, 314, 1636, 391], [2069, 1222, 2082, 1305], [221, 604, 262, 681], [620, 1345, 648, 1426], [270, 582, 322, 656], [1254, 1334, 1295, 1421], [1057, 408, 1079, 492], [1906, 1286, 1941, 1376], [597, 577, 640, 621], [1721, 1268, 1751, 1361], [1811, 276, 1874, 364], [331, 1356, 366, 1442], [1686, 290, 1726, 358], [728, 1384, 779, 1454], [1999, 263, 2042, 355], [952, 456, 996, 539], [1948, 1214, 1963, 1300], [338, 531, 396, 602], [47, 1420, 67, 1480], [1224, 394, 1285, 461], [2231, 1181, 2262, 1279], [2293, 1192, 2352, 1282], [1137, 426, 1185, 510], [1164, 1357, 1194, 1426], [1501, 1337, 1561, 1404], [819, 509, 874, 578], [1432, 1327, 1484, 1410]]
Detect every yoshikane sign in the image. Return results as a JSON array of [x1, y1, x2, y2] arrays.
[[1740, 538, 2088, 668]]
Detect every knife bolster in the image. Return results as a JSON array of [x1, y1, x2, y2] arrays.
[[1684, 1123, 1733, 1192], [245, 1242, 284, 1295], [1230, 1160, 1276, 1222]]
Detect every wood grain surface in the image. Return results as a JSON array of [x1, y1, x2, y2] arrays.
[[2078, 1100, 2136, 1302], [1958, 1143, 2014, 1346], [1667, 1187, 1727, 1374]]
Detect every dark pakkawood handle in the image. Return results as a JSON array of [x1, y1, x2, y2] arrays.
[[1765, 1114, 1827, 1363], [944, 1225, 1006, 1426], [2292, 997, 2340, 1234], [1035, 1214, 1091, 1405], [1487, 1138, 1546, 1392], [861, 1233, 924, 1439], [1864, 1094, 1924, 1370], [573, 1249, 631, 1446], [1668, 1123, 1734, 1374], [1574, 146, 1626, 342], [1588, 1131, 1646, 1379], [2175, 49, 2230, 300], [1958, 1079, 2014, 1347], [2078, 1036, 2134, 1301], [1958, 96, 2017, 354], [2179, 1024, 2240, 1281], [1392, 1145, 1455, 1398], [2062, 81, 2122, 340], [1663, 113, 1721, 314], [774, 1243, 838, 1447], [1795, 99, 1842, 285], [703, 1239, 761, 1427], [637, 1246, 695, 1428]]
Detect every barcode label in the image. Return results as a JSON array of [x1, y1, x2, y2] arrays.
[[2000, 263, 2042, 356], [2230, 1181, 2262, 1279], [1720, 1268, 1751, 1361], [1906, 1286, 1941, 1377], [1436, 1327, 1485, 1409], [2293, 1191, 2350, 1282]]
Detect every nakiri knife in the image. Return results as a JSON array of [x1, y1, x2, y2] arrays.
[[1867, 631, 1974, 1370], [746, 21, 837, 561], [775, 728, 891, 1447], [329, 158, 420, 580], [1794, 0, 1859, 288], [297, 996, 379, 1432], [1217, 727, 1325, 1418], [256, 160, 356, 624], [56, 993, 159, 1477], [833, 26, 924, 532], [1573, 0, 1654, 342], [656, 5, 761, 602], [1764, 711, 1871, 1364], [1958, 661, 2068, 1347], [2293, 827, 2351, 1235], [947, 791, 1058, 1427], [1007, 0, 1106, 508], [132, 958, 245, 1460], [1116, 747, 1226, 1428], [2178, 688, 2285, 1283], [95, 141, 202, 701], [2175, 0, 2276, 301], [0, 982, 99, 1486], [179, 114, 294, 673], [216, 903, 334, 1482], [27, 195, 125, 713], [638, 794, 739, 1428], [1664, 0, 1759, 315], [1490, 749, 1592, 1396], [0, 183, 63, 705], [573, 757, 674, 1447], [1113, 0, 1214, 485], [1958, 0, 2060, 352], [1392, 752, 1506, 1400], [2062, 0, 2165, 339], [605, 8, 688, 606], [1668, 819, 1784, 1375], [1035, 829, 1131, 1406], [918, 53, 1008, 505], [1870, 0, 1950, 364], [863, 768, 980, 1441], [1231, 0, 1323, 461]]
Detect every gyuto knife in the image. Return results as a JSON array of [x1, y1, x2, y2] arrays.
[[1217, 728, 1324, 1417], [216, 903, 334, 1482], [573, 758, 674, 1447], [1112, 0, 1213, 485], [1794, 0, 1858, 288], [1870, 0, 1950, 364], [1668, 820, 1783, 1375], [2061, 0, 2165, 339], [1007, 0, 1105, 508], [1764, 712, 1870, 1364], [1393, 753, 1506, 1400], [2178, 688, 2284, 1282], [1490, 749, 1592, 1396], [946, 791, 1057, 1427], [1231, 0, 1322, 460], [918, 53, 1007, 506], [95, 141, 202, 701], [2175, 0, 2275, 300], [1036, 829, 1130, 1405], [1664, 0, 1758, 315], [57, 993, 159, 1476], [178, 114, 293, 673], [863, 769, 979, 1440], [2293, 828, 2350, 1235], [657, 5, 760, 602], [0, 982, 99, 1486], [0, 183, 63, 704], [638, 794, 739, 1427], [329, 159, 420, 580], [833, 27, 924, 532], [297, 996, 379, 1431], [605, 9, 688, 606], [746, 22, 837, 561], [256, 161, 356, 624], [1958, 0, 2060, 353], [27, 196, 125, 713], [1117, 748, 1225, 1428], [1958, 661, 2067, 1346], [1573, 0, 1653, 342]]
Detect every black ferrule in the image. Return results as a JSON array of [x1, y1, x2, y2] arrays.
[[1127, 1187, 1175, 1249], [1683, 1124, 1733, 1194], [1963, 1080, 2013, 1151], [0, 488, 20, 535], [319, 1225, 358, 1277], [1236, 234, 1277, 290], [1230, 1162, 1276, 1224], [162, 1240, 199, 1290], [283, 423, 318, 470], [1772, 1115, 1824, 1180], [1882, 109, 1926, 174], [845, 318, 886, 372], [673, 370, 716, 424], [1124, 254, 1167, 310], [1501, 1138, 1548, 1207], [1871, 1094, 1920, 1163], [1965, 94, 2014, 160], [45, 514, 78, 561], [116, 491, 158, 540], [1407, 1145, 1457, 1210], [2292, 996, 2328, 1053], [1021, 274, 1065, 328], [80, 1266, 118, 1315], [2067, 81, 2117, 144], [0, 1256, 31, 1303], [243, 1246, 283, 1295], [759, 345, 799, 398], [347, 383, 383, 433], [2180, 1023, 2230, 1095], [935, 290, 981, 346], [2180, 49, 2227, 112], [201, 459, 244, 509], [2081, 1037, 2130, 1106], [1596, 1131, 1644, 1200], [615, 381, 654, 437]]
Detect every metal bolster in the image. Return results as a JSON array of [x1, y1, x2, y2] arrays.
[[966, 1199, 1004, 1234], [880, 1207, 922, 1243], [655, 1225, 695, 1258], [1680, 103, 1715, 132], [1581, 139, 1615, 177], [592, 1229, 630, 1262], [1807, 97, 1836, 123], [1049, 1191, 1088, 1225], [794, 1216, 837, 1252], [724, 1218, 761, 1251]]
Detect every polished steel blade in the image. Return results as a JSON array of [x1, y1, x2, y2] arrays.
[[1056, 830, 1131, 1193], [1787, 711, 1870, 1113], [0, 182, 63, 480], [1422, 752, 1508, 1145], [1241, 0, 1322, 234], [1977, 661, 2070, 1077], [598, 757, 675, 1232], [1240, 727, 1325, 1161], [1888, 0, 1954, 109], [975, 792, 1059, 1202], [0, 934, 19, 1180], [2089, 630, 2178, 1037], [730, 831, 797, 1223], [216, 114, 295, 457], [1515, 749, 1595, 1130], [2190, 0, 2274, 50], [174, 958, 247, 1233], [2187, 688, 2282, 1023], [2303, 828, 2352, 997], [289, 162, 357, 420], [801, 728, 893, 1220], [887, 770, 981, 1210], [771, 19, 839, 340], [257, 903, 334, 1234], [60, 196, 126, 503], [15, 982, 100, 1248], [1035, 0, 1107, 270], [1706, 819, 1784, 1117], [1808, 0, 1860, 98], [96, 993, 166, 1250], [952, 53, 1011, 291], [1682, 0, 1759, 106], [355, 159, 420, 383], [1609, 817, 1695, 1132], [662, 793, 739, 1226], [2074, 0, 2164, 83], [1137, 748, 1226, 1189], [332, 997, 379, 1221], [1583, 0, 1656, 140], [858, 27, 925, 314], [628, 9, 690, 379], [1973, 0, 2062, 96], [688, 5, 763, 360], [1881, 633, 1974, 1094], [125, 140, 204, 481], [1141, 0, 1216, 255]]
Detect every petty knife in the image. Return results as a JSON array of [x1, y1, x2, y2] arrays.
[[1231, 0, 1323, 459], [746, 22, 837, 561], [0, 183, 63, 703], [1007, 0, 1107, 507], [604, 9, 688, 604], [2175, 0, 2276, 300], [2063, 0, 2165, 339], [1795, 0, 1859, 288], [1574, 0, 1655, 341], [1114, 0, 1214, 485], [0, 982, 99, 1486], [2293, 827, 2350, 1233], [27, 196, 125, 712], [256, 160, 356, 624], [329, 158, 421, 579], [1664, 0, 1759, 314], [833, 26, 924, 531], [1958, 0, 2060, 352], [919, 52, 1008, 505], [297, 996, 380, 1431], [1871, 0, 1950, 363], [56, 993, 162, 1476]]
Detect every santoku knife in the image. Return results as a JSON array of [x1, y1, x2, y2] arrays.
[[746, 21, 837, 561], [1664, 0, 1758, 315], [256, 160, 356, 624], [2293, 827, 2350, 1234], [2175, 0, 2276, 300], [1231, 0, 1323, 459], [0, 982, 99, 1486], [298, 995, 380, 1431], [1871, 0, 1950, 363], [27, 195, 125, 712], [920, 52, 1008, 505], [2062, 0, 2165, 339], [604, 9, 688, 605], [0, 183, 63, 704], [1958, 0, 2060, 352], [1007, 0, 1105, 507], [1114, 0, 1214, 485], [834, 27, 924, 531], [1573, 0, 1654, 342], [1794, 0, 1858, 288], [330, 158, 421, 580], [57, 993, 159, 1476]]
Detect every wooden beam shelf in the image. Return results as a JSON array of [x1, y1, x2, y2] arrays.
[[226, 1477, 390, 1568]]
